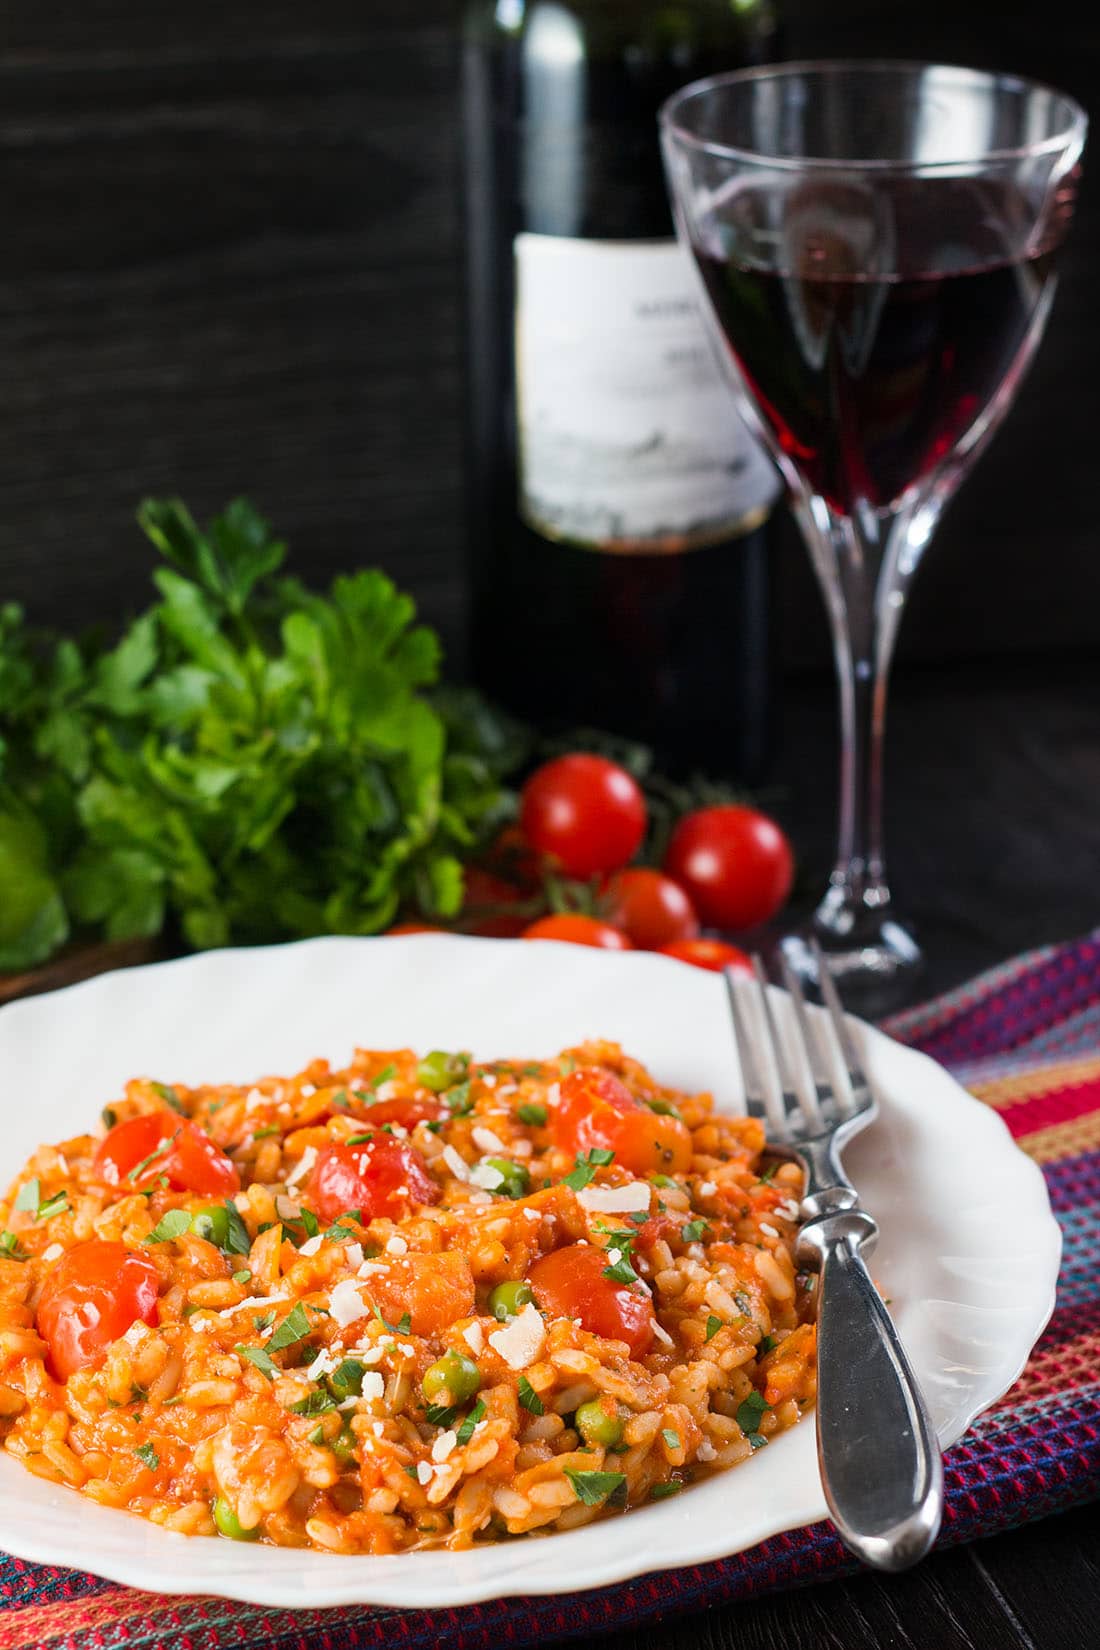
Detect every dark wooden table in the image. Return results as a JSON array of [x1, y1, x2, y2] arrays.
[[595, 653, 1100, 1650]]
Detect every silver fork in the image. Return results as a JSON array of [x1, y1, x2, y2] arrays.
[[725, 938, 943, 1572]]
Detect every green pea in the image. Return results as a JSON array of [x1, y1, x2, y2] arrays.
[[422, 1351, 481, 1406], [212, 1494, 260, 1541], [332, 1421, 358, 1466], [575, 1399, 624, 1449], [190, 1203, 229, 1247], [488, 1279, 534, 1322], [485, 1158, 530, 1199], [417, 1050, 470, 1093]]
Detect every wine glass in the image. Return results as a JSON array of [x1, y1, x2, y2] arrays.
[[660, 61, 1087, 1004]]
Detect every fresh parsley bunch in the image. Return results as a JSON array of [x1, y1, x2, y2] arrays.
[[0, 498, 521, 969]]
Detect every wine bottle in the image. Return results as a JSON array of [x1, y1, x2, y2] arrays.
[[460, 0, 785, 781]]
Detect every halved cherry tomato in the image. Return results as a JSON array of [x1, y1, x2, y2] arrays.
[[663, 805, 794, 932], [306, 1134, 441, 1225], [520, 755, 647, 880], [94, 1112, 239, 1196], [522, 914, 632, 950], [552, 1066, 692, 1175], [599, 867, 699, 950], [358, 1096, 446, 1130], [528, 1243, 654, 1358], [37, 1240, 161, 1381], [656, 938, 754, 974]]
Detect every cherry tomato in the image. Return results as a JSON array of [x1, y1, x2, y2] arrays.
[[528, 1243, 654, 1358], [359, 1096, 446, 1130], [656, 937, 754, 974], [94, 1112, 239, 1197], [598, 867, 699, 950], [520, 755, 647, 879], [522, 914, 632, 950], [306, 1134, 441, 1225], [453, 867, 532, 938], [663, 805, 794, 932], [37, 1241, 161, 1381], [552, 1065, 693, 1175]]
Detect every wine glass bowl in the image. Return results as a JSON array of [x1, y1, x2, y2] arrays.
[[660, 62, 1087, 1006]]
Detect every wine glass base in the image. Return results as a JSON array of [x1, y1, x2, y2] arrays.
[[772, 911, 925, 1018]]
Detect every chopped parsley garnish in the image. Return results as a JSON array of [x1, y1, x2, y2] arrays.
[[558, 1056, 577, 1076], [371, 1300, 411, 1336], [517, 1376, 544, 1415], [14, 1180, 39, 1213], [323, 1221, 358, 1244], [252, 1126, 280, 1140], [649, 1174, 676, 1189], [152, 1083, 186, 1115], [233, 1269, 252, 1285], [368, 1064, 397, 1092], [267, 1303, 311, 1352], [329, 1359, 366, 1400], [736, 1390, 770, 1449], [35, 1191, 69, 1222], [126, 1132, 179, 1184], [425, 1403, 459, 1428], [221, 1200, 252, 1256], [759, 1162, 779, 1183], [237, 1344, 277, 1380], [456, 1399, 486, 1445], [101, 1107, 117, 1129], [602, 1253, 640, 1286], [0, 1230, 26, 1261], [308, 1422, 326, 1446], [133, 1443, 160, 1471], [564, 1468, 627, 1506], [681, 1219, 708, 1244], [758, 1334, 777, 1355], [444, 1081, 474, 1117], [345, 1133, 373, 1146], [144, 1209, 192, 1244], [517, 1103, 548, 1127], [252, 1310, 276, 1333], [650, 1481, 683, 1499], [661, 1428, 681, 1450], [705, 1315, 722, 1342], [288, 1389, 337, 1417], [522, 1063, 544, 1077], [646, 1097, 681, 1118], [330, 1090, 351, 1110], [563, 1147, 615, 1192]]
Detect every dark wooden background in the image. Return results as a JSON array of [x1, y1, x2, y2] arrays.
[[0, 0, 1097, 685]]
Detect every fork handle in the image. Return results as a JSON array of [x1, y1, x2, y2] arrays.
[[800, 1209, 944, 1572]]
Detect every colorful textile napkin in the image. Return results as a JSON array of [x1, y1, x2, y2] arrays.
[[1, 929, 1098, 1650]]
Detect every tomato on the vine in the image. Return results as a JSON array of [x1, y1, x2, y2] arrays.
[[519, 754, 646, 880], [663, 805, 794, 932], [598, 867, 699, 950], [521, 913, 632, 950], [657, 937, 753, 973]]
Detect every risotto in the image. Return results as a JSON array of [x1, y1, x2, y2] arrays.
[[0, 1041, 816, 1552]]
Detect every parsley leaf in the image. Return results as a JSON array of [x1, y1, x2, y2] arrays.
[[681, 1219, 708, 1244], [368, 1064, 396, 1092], [35, 1191, 69, 1222], [144, 1208, 192, 1244], [425, 1403, 459, 1428], [267, 1303, 311, 1352], [564, 1468, 627, 1506], [0, 1230, 27, 1261], [133, 1443, 160, 1471], [237, 1344, 277, 1380], [650, 1481, 683, 1499], [13, 1180, 38, 1214], [563, 1148, 615, 1192], [456, 1399, 486, 1445], [602, 1253, 640, 1286], [736, 1390, 770, 1448], [661, 1428, 681, 1450], [152, 1082, 186, 1115], [517, 1376, 544, 1415], [287, 1389, 337, 1417], [705, 1314, 722, 1341]]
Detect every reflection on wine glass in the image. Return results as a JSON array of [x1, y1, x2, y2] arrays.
[[660, 61, 1087, 1005]]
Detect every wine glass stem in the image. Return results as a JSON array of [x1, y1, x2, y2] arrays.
[[793, 494, 931, 938]]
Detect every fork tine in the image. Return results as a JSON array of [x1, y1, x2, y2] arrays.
[[751, 954, 821, 1135], [775, 948, 832, 1129], [810, 938, 875, 1112], [724, 966, 789, 1139]]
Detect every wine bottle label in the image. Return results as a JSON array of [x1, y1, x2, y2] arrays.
[[514, 233, 781, 553]]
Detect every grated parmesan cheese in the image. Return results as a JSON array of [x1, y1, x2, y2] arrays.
[[577, 1182, 651, 1214], [488, 1302, 546, 1370], [298, 1233, 323, 1258], [462, 1321, 484, 1356], [431, 1430, 458, 1463], [329, 1279, 369, 1328], [470, 1161, 505, 1191], [416, 1461, 433, 1486], [275, 1195, 302, 1221], [360, 1372, 385, 1401], [441, 1144, 470, 1182], [472, 1125, 506, 1155], [285, 1146, 318, 1190]]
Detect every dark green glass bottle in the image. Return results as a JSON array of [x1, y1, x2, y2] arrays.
[[460, 0, 785, 780]]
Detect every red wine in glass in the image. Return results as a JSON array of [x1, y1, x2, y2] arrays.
[[693, 177, 1059, 515]]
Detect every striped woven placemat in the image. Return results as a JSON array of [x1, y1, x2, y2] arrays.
[[2, 929, 1098, 1650]]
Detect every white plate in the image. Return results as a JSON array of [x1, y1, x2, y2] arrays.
[[0, 934, 1059, 1609]]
